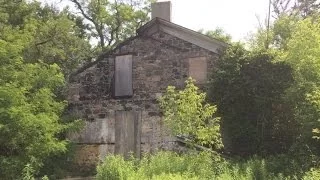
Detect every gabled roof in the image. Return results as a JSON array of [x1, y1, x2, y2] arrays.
[[70, 18, 228, 78], [137, 18, 228, 54]]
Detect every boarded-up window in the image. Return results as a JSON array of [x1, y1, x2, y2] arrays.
[[188, 57, 207, 83], [115, 111, 141, 158], [115, 55, 133, 97]]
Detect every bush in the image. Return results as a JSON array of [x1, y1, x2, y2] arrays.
[[159, 78, 223, 150], [96, 155, 137, 180], [302, 168, 320, 180]]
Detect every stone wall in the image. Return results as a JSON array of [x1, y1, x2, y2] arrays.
[[67, 31, 220, 167]]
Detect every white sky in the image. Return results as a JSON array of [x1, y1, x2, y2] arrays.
[[165, 0, 271, 41], [40, 0, 272, 41]]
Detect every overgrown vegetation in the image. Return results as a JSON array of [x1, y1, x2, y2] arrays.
[[159, 78, 223, 150], [96, 151, 223, 180], [2, 0, 320, 179], [209, 45, 297, 155], [96, 151, 320, 180], [0, 0, 151, 178]]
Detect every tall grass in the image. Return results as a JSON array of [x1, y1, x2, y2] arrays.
[[96, 151, 220, 180], [96, 151, 319, 180]]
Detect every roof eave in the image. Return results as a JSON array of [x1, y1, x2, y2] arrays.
[[137, 18, 228, 54]]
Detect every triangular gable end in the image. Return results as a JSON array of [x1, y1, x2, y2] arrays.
[[137, 18, 228, 54], [70, 18, 228, 78]]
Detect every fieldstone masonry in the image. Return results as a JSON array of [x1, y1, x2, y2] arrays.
[[67, 30, 221, 169]]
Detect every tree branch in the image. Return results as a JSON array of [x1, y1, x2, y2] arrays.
[[70, 0, 105, 48], [35, 39, 52, 46], [70, 0, 94, 23], [110, 0, 122, 47]]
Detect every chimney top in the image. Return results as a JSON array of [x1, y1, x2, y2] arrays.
[[151, 1, 172, 22]]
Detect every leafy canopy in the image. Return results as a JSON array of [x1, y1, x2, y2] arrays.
[[0, 0, 92, 75], [283, 18, 320, 140], [209, 44, 296, 155], [0, 0, 83, 178], [69, 0, 154, 49]]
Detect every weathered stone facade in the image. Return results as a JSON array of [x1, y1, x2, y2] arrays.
[[68, 27, 222, 168]]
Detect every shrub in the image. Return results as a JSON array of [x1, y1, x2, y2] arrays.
[[302, 168, 320, 180], [159, 78, 223, 150], [96, 155, 138, 180]]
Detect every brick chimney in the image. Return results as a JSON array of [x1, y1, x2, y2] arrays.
[[151, 1, 172, 22]]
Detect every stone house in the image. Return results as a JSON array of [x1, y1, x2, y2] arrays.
[[67, 1, 227, 168]]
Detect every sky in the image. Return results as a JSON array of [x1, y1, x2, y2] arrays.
[[159, 0, 271, 41], [40, 0, 272, 41]]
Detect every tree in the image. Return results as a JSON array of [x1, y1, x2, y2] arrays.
[[272, 0, 293, 18], [159, 78, 223, 150], [209, 44, 297, 155], [272, 0, 320, 18], [199, 28, 232, 44], [0, 0, 93, 75], [283, 18, 320, 143], [270, 0, 320, 49], [69, 0, 153, 50], [292, 0, 320, 18], [0, 27, 66, 179], [249, 0, 320, 51], [0, 0, 83, 178], [23, 7, 93, 75]]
